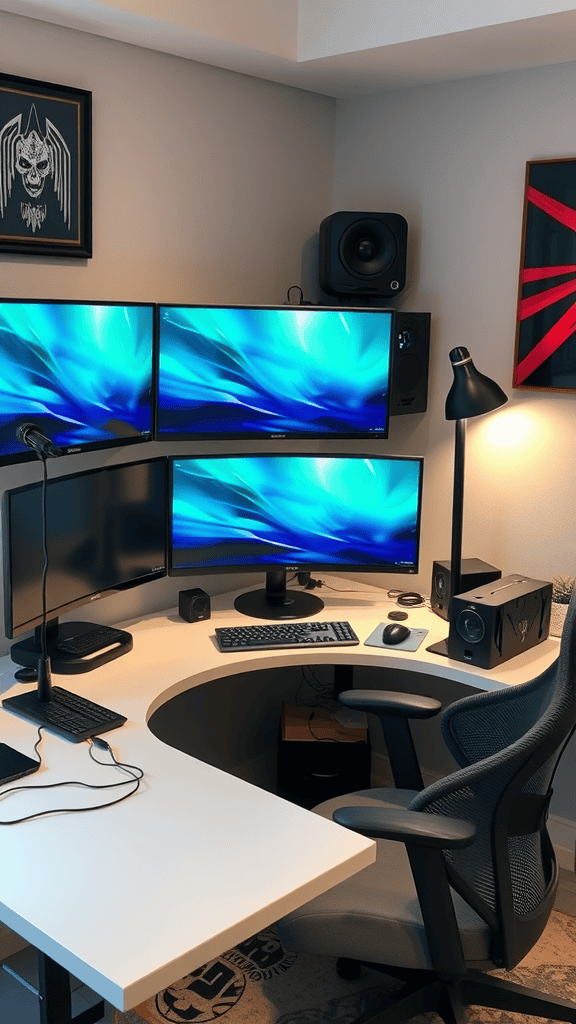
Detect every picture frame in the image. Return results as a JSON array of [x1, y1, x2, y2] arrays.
[[0, 72, 92, 258], [513, 157, 576, 392]]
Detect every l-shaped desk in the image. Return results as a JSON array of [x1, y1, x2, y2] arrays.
[[0, 578, 560, 1014]]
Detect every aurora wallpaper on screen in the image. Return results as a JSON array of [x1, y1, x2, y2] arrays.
[[169, 454, 423, 575], [0, 299, 154, 464], [156, 305, 392, 438]]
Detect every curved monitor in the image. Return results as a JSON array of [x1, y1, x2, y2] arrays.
[[169, 454, 423, 619], [3, 457, 167, 647], [0, 298, 154, 466], [155, 304, 392, 439]]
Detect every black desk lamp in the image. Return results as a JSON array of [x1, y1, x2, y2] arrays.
[[427, 347, 507, 657]]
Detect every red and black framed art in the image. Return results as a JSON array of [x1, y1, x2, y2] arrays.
[[514, 157, 576, 391]]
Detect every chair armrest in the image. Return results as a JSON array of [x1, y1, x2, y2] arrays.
[[338, 689, 443, 791], [332, 805, 476, 849], [338, 689, 442, 719]]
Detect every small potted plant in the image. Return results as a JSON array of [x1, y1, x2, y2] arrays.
[[550, 573, 576, 636]]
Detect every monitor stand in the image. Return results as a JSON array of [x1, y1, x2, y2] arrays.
[[234, 570, 324, 620], [10, 618, 132, 676]]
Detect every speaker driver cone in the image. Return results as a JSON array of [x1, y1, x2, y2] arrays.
[[455, 609, 485, 643], [339, 218, 397, 279]]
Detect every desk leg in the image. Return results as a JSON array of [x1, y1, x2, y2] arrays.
[[334, 664, 354, 697], [38, 951, 105, 1024]]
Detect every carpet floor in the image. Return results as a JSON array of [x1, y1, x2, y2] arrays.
[[114, 908, 576, 1024]]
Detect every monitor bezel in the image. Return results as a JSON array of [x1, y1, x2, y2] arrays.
[[0, 296, 155, 467], [3, 455, 168, 639], [167, 452, 424, 578], [154, 303, 394, 441]]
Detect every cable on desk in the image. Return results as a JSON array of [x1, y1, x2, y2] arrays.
[[388, 588, 429, 608], [0, 728, 144, 825]]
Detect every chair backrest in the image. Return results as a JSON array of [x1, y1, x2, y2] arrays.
[[409, 588, 576, 970]]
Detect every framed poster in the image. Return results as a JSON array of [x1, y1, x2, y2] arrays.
[[513, 157, 576, 391], [0, 73, 92, 258]]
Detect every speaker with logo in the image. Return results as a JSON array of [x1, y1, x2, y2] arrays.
[[319, 211, 408, 298], [178, 588, 211, 623], [431, 558, 502, 620], [389, 311, 431, 416], [447, 574, 552, 669]]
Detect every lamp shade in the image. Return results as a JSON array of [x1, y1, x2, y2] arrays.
[[445, 347, 508, 421]]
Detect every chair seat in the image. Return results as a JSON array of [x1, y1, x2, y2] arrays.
[[277, 787, 493, 972]]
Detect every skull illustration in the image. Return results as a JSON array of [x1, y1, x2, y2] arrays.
[[15, 130, 52, 198]]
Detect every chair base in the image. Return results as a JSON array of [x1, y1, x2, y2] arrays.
[[336, 959, 576, 1024]]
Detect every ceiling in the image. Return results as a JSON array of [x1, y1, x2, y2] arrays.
[[1, 0, 576, 97]]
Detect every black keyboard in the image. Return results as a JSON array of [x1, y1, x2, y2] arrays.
[[215, 620, 360, 652], [55, 626, 128, 657], [2, 686, 127, 743]]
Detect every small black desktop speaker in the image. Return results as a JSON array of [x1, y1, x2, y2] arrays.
[[319, 211, 408, 298], [447, 574, 552, 669], [389, 311, 431, 416], [431, 558, 502, 620], [178, 588, 211, 623]]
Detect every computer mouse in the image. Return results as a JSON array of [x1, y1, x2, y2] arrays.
[[382, 622, 411, 645]]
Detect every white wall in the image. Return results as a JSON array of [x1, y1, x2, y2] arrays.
[[334, 59, 576, 595], [332, 60, 576, 831], [0, 9, 335, 653]]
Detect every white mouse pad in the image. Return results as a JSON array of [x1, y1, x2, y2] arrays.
[[364, 623, 429, 652]]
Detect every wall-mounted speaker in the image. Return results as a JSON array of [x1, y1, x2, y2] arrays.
[[389, 311, 431, 416], [319, 211, 408, 298], [430, 558, 502, 620], [178, 588, 211, 623]]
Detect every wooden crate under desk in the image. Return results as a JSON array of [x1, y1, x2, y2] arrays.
[[281, 702, 369, 743]]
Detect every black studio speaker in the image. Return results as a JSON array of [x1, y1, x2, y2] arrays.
[[179, 588, 211, 623], [319, 211, 408, 298], [389, 311, 431, 416], [430, 558, 501, 620], [447, 575, 552, 669]]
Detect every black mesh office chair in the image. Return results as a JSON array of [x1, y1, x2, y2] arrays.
[[277, 590, 576, 1024]]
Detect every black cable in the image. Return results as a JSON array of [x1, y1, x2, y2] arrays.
[[295, 666, 337, 709], [307, 710, 338, 742], [0, 729, 144, 825], [388, 588, 428, 608]]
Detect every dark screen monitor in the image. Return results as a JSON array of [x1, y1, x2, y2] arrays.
[[169, 453, 423, 619], [155, 304, 392, 439], [3, 457, 167, 670], [0, 298, 154, 465]]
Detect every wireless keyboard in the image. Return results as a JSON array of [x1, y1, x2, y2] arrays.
[[2, 686, 127, 743], [215, 620, 359, 652]]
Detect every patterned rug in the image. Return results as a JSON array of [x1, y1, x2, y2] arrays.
[[114, 909, 576, 1024]]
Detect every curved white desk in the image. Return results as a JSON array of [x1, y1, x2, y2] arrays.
[[0, 579, 559, 1012]]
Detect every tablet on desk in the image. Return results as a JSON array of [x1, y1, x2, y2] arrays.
[[0, 742, 40, 786]]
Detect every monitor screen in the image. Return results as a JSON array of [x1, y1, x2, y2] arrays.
[[169, 454, 423, 618], [155, 304, 392, 439], [3, 457, 167, 640], [0, 298, 154, 465]]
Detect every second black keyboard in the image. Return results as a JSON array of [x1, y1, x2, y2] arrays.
[[215, 620, 359, 652], [2, 687, 127, 743]]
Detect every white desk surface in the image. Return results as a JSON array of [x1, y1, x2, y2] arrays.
[[0, 578, 560, 1011]]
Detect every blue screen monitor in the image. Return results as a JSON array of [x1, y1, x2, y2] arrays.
[[0, 298, 154, 465], [169, 454, 423, 619], [155, 304, 392, 439]]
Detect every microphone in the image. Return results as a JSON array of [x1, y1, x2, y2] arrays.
[[16, 423, 63, 459]]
